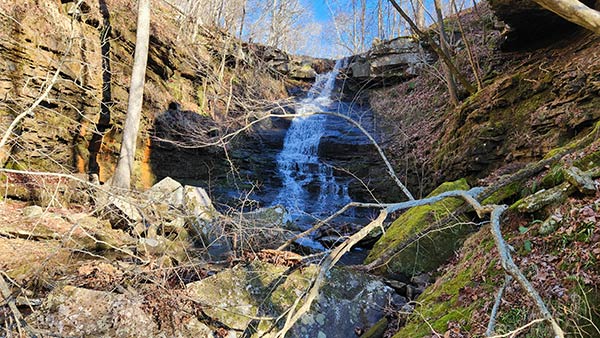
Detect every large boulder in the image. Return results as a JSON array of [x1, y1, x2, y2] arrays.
[[364, 179, 476, 278], [145, 176, 185, 207], [343, 36, 432, 94], [184, 184, 219, 222], [186, 261, 402, 337], [30, 286, 158, 337]]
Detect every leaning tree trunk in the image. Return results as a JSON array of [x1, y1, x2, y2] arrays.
[[434, 0, 459, 106], [111, 0, 151, 189], [533, 0, 600, 34]]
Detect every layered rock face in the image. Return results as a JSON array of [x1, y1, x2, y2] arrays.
[[435, 32, 600, 182], [0, 0, 308, 192], [341, 37, 434, 99]]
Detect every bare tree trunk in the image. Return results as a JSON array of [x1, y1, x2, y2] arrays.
[[434, 0, 459, 105], [414, 0, 425, 31], [533, 0, 600, 34], [111, 0, 151, 189], [452, 0, 482, 90], [239, 0, 247, 39], [360, 0, 367, 50], [378, 0, 384, 38], [352, 0, 358, 52], [268, 0, 278, 47], [388, 0, 476, 95]]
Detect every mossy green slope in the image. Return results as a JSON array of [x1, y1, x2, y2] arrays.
[[364, 178, 473, 278]]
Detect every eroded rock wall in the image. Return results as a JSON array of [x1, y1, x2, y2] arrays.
[[0, 0, 295, 191]]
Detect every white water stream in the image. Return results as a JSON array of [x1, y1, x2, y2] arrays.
[[273, 59, 352, 226]]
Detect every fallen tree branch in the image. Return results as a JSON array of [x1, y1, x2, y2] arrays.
[[274, 188, 565, 337], [366, 126, 600, 270], [488, 205, 564, 337], [486, 274, 513, 336], [487, 318, 546, 338], [532, 0, 600, 35]]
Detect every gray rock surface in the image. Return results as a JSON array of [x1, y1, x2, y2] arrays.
[[186, 261, 403, 338]]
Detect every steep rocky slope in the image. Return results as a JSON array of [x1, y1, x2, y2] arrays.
[[368, 4, 600, 199], [360, 3, 600, 337]]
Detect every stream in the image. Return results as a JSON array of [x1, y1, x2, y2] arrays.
[[271, 59, 375, 254]]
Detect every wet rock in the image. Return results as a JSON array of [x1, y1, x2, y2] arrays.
[[362, 317, 388, 338], [30, 286, 158, 337], [186, 261, 401, 338]]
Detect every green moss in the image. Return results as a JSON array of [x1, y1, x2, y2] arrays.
[[394, 266, 476, 337], [574, 149, 600, 171], [482, 181, 522, 205], [362, 317, 388, 338], [495, 307, 528, 334], [269, 265, 316, 309], [365, 179, 473, 277], [196, 84, 207, 115], [393, 228, 498, 337], [540, 164, 565, 189], [5, 160, 26, 171], [167, 75, 184, 101]]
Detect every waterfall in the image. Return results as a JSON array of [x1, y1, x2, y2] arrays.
[[273, 59, 351, 226]]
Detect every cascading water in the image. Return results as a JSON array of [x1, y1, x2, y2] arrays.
[[273, 59, 352, 227]]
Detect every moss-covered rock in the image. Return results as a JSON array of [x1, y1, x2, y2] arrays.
[[364, 178, 474, 278], [482, 180, 523, 205], [362, 317, 388, 338], [510, 181, 575, 213], [392, 227, 496, 337]]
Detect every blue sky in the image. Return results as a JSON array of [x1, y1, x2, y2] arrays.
[[305, 0, 331, 22]]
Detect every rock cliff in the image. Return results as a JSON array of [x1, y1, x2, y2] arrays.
[[0, 0, 327, 194]]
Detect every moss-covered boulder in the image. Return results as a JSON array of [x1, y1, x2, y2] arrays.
[[186, 261, 400, 337], [364, 179, 474, 278], [392, 227, 497, 337]]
